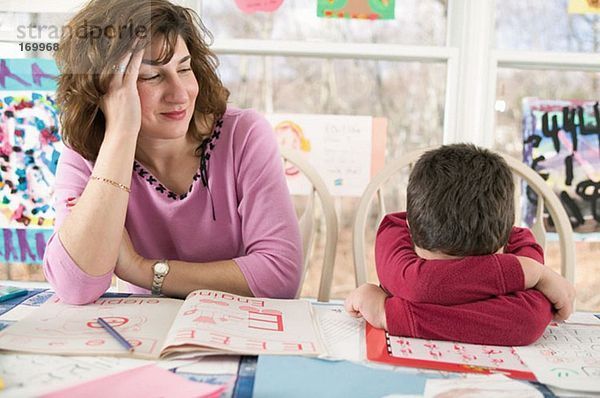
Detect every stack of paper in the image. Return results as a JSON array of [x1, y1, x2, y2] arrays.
[[515, 317, 600, 395]]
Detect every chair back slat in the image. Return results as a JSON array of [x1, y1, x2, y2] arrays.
[[530, 194, 546, 250], [280, 147, 338, 302]]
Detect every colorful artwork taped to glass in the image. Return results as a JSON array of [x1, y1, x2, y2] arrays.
[[522, 98, 600, 233], [0, 58, 61, 264], [317, 0, 395, 20]]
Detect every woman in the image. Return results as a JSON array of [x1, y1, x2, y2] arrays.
[[43, 0, 302, 304]]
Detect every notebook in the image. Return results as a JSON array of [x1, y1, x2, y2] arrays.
[[365, 324, 536, 380], [0, 289, 324, 359]]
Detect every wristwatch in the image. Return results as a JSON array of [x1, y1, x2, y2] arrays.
[[151, 260, 170, 295]]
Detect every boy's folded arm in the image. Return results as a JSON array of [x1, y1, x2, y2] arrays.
[[384, 290, 553, 346], [506, 227, 575, 321], [507, 227, 547, 289], [506, 226, 544, 262], [376, 214, 533, 305]]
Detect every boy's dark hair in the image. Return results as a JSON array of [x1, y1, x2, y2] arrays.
[[406, 143, 515, 256]]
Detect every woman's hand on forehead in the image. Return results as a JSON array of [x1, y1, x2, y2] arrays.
[[100, 42, 145, 140]]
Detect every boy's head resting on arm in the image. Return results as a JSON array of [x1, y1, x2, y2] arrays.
[[407, 143, 514, 257]]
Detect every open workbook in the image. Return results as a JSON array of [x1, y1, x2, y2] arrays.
[[0, 290, 325, 359]]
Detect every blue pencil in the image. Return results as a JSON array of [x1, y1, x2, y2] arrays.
[[97, 317, 134, 353]]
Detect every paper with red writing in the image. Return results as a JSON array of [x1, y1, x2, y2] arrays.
[[161, 290, 324, 357], [366, 325, 535, 380], [0, 295, 182, 359], [514, 323, 600, 392], [0, 290, 325, 359]]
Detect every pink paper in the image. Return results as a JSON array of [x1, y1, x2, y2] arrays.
[[42, 364, 225, 398], [235, 0, 283, 13]]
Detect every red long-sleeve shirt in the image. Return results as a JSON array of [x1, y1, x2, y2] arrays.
[[376, 212, 552, 346]]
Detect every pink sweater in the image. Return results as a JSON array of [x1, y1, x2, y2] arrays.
[[43, 107, 302, 304], [376, 212, 552, 346]]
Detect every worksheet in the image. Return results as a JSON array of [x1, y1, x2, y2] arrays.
[[312, 302, 365, 361], [366, 325, 535, 380], [387, 335, 530, 372], [0, 290, 326, 359], [515, 323, 600, 392], [0, 295, 181, 358], [161, 290, 325, 357]]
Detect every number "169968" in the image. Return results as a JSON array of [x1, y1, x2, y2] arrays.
[[19, 42, 59, 52]]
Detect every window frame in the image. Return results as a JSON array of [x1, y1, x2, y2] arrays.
[[2, 0, 599, 274]]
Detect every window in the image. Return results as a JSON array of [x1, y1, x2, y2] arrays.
[[494, 0, 600, 311], [496, 0, 600, 52], [204, 1, 450, 298], [0, 1, 598, 311], [201, 0, 447, 45]]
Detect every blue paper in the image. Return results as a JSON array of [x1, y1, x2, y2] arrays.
[[253, 356, 439, 398]]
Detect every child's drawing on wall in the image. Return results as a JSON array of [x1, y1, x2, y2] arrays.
[[274, 120, 311, 177], [0, 92, 62, 229], [522, 98, 600, 233]]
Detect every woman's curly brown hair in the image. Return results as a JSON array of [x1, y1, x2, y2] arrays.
[[55, 0, 229, 161]]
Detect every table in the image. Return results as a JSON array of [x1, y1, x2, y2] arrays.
[[0, 288, 585, 398]]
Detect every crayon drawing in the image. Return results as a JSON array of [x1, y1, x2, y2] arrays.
[[317, 0, 395, 20], [0, 91, 62, 229], [268, 113, 373, 197], [522, 98, 600, 233], [0, 59, 62, 265]]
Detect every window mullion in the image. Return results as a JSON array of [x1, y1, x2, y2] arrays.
[[447, 0, 497, 148]]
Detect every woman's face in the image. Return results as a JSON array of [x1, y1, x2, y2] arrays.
[[137, 35, 199, 140]]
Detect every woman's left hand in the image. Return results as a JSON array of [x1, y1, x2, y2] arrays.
[[115, 228, 144, 282]]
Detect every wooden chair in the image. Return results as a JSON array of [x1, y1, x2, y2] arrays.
[[352, 147, 575, 288], [280, 147, 338, 302]]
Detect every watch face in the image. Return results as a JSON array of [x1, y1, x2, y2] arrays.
[[154, 262, 169, 275]]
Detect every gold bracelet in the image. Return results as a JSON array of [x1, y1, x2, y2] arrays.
[[90, 175, 131, 193]]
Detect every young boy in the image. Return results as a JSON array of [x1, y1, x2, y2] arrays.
[[345, 144, 576, 346]]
